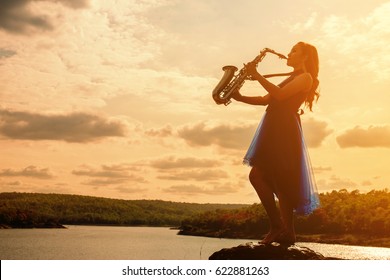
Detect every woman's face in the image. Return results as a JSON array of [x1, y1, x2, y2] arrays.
[[287, 44, 306, 68]]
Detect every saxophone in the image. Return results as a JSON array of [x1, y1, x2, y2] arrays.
[[212, 48, 288, 105]]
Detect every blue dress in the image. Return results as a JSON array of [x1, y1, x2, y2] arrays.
[[243, 74, 320, 215]]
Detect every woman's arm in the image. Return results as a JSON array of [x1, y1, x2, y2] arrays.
[[246, 62, 312, 101], [232, 91, 270, 105], [254, 73, 312, 101]]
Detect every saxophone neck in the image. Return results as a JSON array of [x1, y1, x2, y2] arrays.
[[261, 48, 287, 60]]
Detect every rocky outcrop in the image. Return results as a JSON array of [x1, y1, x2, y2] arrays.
[[209, 242, 342, 260]]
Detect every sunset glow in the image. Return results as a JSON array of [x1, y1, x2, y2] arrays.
[[1, 0, 390, 203]]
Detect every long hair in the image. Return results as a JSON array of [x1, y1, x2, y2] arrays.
[[298, 42, 320, 111]]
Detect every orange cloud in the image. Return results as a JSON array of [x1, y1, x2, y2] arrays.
[[149, 156, 221, 169], [157, 169, 228, 181], [336, 125, 390, 148], [313, 166, 332, 173], [144, 125, 174, 137], [0, 0, 89, 34], [0, 165, 54, 179], [72, 164, 147, 186], [163, 183, 239, 196], [0, 109, 127, 143], [302, 118, 333, 148], [177, 121, 255, 150], [316, 175, 358, 191], [176, 118, 332, 150], [149, 156, 227, 182], [0, 48, 16, 59]]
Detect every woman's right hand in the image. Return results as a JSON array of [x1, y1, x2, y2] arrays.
[[231, 89, 242, 101]]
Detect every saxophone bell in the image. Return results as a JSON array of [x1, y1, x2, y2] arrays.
[[212, 65, 238, 105]]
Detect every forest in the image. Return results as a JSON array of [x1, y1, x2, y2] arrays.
[[0, 192, 246, 228], [178, 189, 390, 246]]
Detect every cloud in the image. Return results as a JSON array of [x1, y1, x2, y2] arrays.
[[144, 125, 174, 137], [0, 109, 127, 142], [317, 175, 358, 191], [149, 156, 227, 182], [149, 156, 221, 169], [281, 2, 390, 80], [0, 0, 53, 34], [302, 118, 333, 148], [157, 169, 228, 181], [318, 2, 390, 80], [0, 48, 17, 59], [163, 183, 239, 196], [362, 180, 373, 186], [177, 121, 255, 150], [72, 164, 147, 186], [0, 0, 89, 34], [336, 125, 390, 148], [55, 0, 90, 9], [288, 12, 318, 33], [115, 185, 148, 194], [313, 166, 332, 173], [177, 118, 332, 150], [0, 165, 54, 179]]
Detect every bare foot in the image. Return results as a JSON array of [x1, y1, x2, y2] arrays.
[[275, 231, 296, 245], [259, 228, 284, 245]]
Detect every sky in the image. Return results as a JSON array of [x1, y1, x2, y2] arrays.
[[1, 0, 390, 204]]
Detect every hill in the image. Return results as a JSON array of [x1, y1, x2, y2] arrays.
[[0, 192, 248, 228]]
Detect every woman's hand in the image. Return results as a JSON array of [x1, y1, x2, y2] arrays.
[[231, 89, 243, 101], [245, 62, 260, 80]]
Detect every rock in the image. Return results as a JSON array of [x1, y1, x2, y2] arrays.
[[209, 242, 341, 260]]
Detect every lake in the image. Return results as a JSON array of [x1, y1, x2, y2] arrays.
[[1, 226, 390, 260]]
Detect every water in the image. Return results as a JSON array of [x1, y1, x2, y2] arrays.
[[0, 226, 389, 260]]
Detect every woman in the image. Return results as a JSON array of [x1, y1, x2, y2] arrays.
[[232, 42, 320, 245]]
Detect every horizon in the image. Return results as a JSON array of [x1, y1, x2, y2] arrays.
[[1, 0, 390, 204], [1, 187, 387, 205]]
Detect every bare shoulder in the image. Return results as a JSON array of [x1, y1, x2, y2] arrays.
[[295, 72, 313, 82], [294, 72, 313, 90]]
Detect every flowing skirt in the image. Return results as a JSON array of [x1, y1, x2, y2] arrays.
[[243, 111, 320, 215]]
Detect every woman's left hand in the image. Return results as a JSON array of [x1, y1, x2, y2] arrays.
[[231, 89, 243, 101]]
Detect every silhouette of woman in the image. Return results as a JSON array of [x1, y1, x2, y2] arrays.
[[232, 42, 320, 245]]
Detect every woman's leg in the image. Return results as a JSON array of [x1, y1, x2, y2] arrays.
[[277, 195, 296, 244], [249, 167, 283, 243]]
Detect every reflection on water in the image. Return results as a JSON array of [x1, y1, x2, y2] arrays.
[[0, 226, 389, 260], [296, 242, 390, 260]]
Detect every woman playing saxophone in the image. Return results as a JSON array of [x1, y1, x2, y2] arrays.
[[232, 42, 320, 245]]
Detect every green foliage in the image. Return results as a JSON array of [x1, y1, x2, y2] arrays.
[[180, 204, 269, 239], [180, 189, 390, 238], [0, 192, 247, 228], [2, 189, 390, 239], [312, 189, 390, 235]]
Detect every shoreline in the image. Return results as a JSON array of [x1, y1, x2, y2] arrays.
[[2, 223, 389, 248], [295, 234, 390, 248], [178, 230, 390, 248], [0, 223, 66, 229]]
